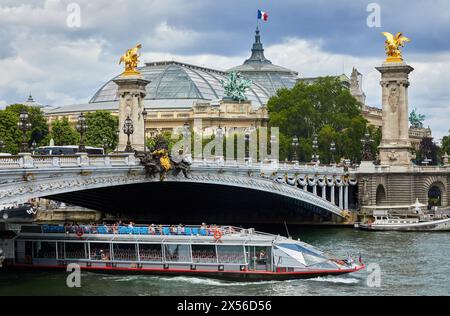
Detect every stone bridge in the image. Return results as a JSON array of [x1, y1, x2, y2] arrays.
[[0, 154, 358, 223]]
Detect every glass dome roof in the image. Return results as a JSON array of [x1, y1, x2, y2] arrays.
[[89, 61, 271, 108], [227, 28, 299, 95]]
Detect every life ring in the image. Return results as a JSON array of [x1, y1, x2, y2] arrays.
[[76, 228, 84, 238], [213, 229, 222, 240]]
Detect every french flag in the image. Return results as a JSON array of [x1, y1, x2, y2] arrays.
[[257, 10, 268, 21]]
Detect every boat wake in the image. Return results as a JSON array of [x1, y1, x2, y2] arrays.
[[309, 276, 360, 285], [99, 274, 279, 286]]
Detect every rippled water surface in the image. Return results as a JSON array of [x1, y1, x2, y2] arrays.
[[1, 227, 449, 296]]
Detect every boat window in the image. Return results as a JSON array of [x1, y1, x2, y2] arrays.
[[113, 243, 137, 261], [139, 244, 163, 262], [246, 246, 271, 271], [33, 241, 56, 259], [277, 243, 325, 258], [65, 242, 87, 259], [164, 244, 191, 263], [90, 243, 111, 261], [273, 247, 306, 268], [216, 245, 245, 264], [192, 245, 217, 263]]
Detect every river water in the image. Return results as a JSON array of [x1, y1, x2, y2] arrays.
[[1, 227, 449, 296]]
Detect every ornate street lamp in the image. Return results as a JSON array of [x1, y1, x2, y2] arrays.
[[0, 139, 5, 153], [115, 127, 120, 155], [123, 116, 134, 153], [76, 113, 88, 153], [330, 141, 336, 165], [31, 140, 37, 154], [312, 132, 319, 163], [17, 110, 32, 153], [142, 109, 148, 152], [291, 136, 299, 162], [361, 129, 374, 161], [101, 137, 110, 154]]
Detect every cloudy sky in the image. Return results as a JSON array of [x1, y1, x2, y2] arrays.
[[0, 0, 449, 139]]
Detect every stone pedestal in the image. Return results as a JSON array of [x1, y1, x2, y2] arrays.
[[113, 75, 150, 152], [376, 62, 414, 166]]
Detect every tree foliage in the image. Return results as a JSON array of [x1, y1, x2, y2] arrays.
[[442, 130, 450, 156], [50, 117, 79, 146], [0, 104, 49, 154], [414, 137, 439, 165], [268, 77, 375, 163], [84, 111, 119, 153]]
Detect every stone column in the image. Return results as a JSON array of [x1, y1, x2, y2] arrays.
[[339, 186, 344, 209], [113, 75, 150, 152], [322, 185, 327, 199], [331, 185, 335, 205], [344, 185, 349, 210], [376, 63, 414, 166]]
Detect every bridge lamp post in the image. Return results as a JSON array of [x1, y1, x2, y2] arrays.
[[291, 136, 299, 163], [31, 140, 37, 155], [123, 116, 134, 153], [101, 137, 110, 155], [361, 129, 374, 161], [142, 109, 148, 152], [0, 140, 5, 153], [330, 141, 336, 165], [17, 110, 32, 153], [312, 132, 319, 163], [244, 129, 250, 161], [182, 122, 191, 158], [115, 128, 120, 155], [76, 113, 88, 153]]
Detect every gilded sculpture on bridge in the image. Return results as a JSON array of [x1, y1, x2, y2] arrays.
[[137, 135, 191, 181], [119, 44, 142, 76], [382, 32, 411, 63]]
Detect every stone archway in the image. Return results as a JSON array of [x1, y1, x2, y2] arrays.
[[376, 184, 387, 206], [423, 178, 447, 207], [428, 183, 444, 207]]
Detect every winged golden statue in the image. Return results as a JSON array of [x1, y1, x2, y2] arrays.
[[119, 44, 142, 76], [382, 32, 411, 63]]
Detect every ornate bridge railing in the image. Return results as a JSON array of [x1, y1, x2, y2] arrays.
[[0, 154, 356, 218]]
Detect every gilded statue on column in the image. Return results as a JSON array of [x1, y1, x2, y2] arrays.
[[119, 44, 142, 76], [382, 32, 410, 63]]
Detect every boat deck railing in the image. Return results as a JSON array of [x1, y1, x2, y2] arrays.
[[25, 224, 275, 239]]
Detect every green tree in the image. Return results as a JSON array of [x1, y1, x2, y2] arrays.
[[0, 104, 49, 154], [84, 111, 119, 153], [415, 137, 439, 165], [268, 77, 369, 163], [442, 130, 450, 156], [51, 117, 79, 146]]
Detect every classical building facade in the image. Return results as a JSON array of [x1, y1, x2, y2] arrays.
[[41, 28, 346, 136]]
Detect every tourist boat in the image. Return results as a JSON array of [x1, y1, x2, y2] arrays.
[[356, 210, 450, 231], [0, 224, 364, 281]]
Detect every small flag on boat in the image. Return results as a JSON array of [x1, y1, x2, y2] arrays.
[[358, 253, 363, 264], [257, 10, 269, 21]]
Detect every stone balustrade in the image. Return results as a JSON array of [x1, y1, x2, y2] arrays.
[[0, 153, 137, 169]]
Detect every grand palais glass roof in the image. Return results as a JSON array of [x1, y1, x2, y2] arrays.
[[89, 61, 271, 108]]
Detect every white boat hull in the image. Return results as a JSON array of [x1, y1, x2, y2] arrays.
[[358, 218, 450, 231]]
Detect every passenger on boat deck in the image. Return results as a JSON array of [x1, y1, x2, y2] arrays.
[[148, 224, 156, 235], [128, 222, 134, 229]]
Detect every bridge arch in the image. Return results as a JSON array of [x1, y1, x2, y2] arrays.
[[0, 157, 349, 223]]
